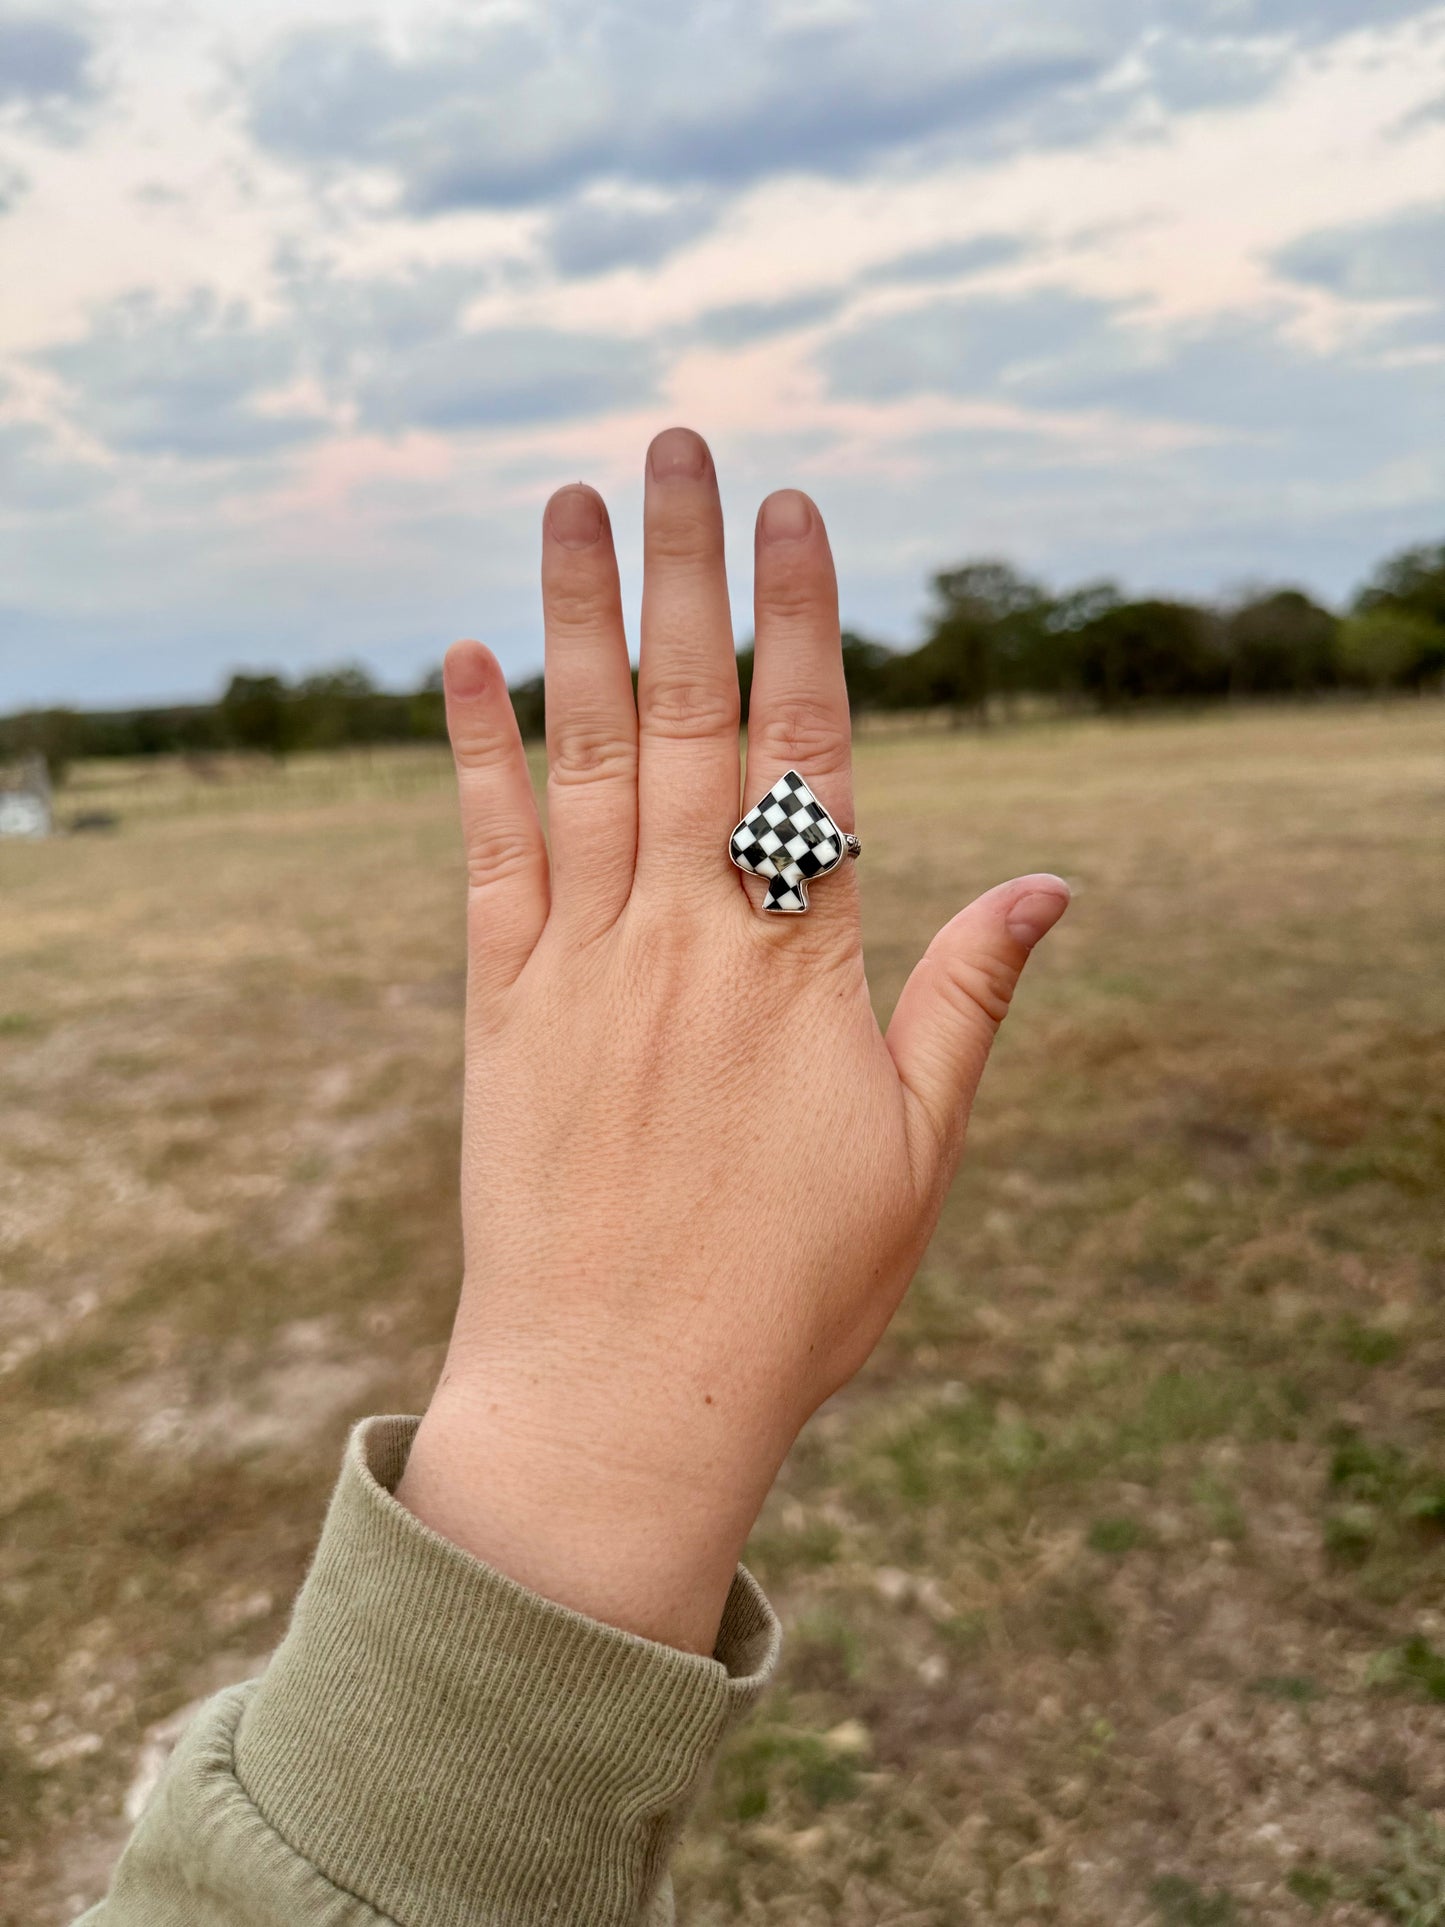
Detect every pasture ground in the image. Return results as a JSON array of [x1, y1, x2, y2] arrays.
[[1, 703, 1442, 1925]]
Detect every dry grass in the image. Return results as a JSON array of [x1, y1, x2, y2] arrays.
[[1, 703, 1442, 1925]]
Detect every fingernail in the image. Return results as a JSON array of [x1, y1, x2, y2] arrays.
[[547, 485, 603, 549], [648, 426, 708, 479], [1005, 884, 1070, 947], [444, 641, 491, 700], [759, 489, 813, 543]]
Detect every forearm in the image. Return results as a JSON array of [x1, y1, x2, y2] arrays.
[[83, 1417, 779, 1927]]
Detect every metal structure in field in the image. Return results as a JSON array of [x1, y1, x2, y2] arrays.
[[0, 755, 53, 838]]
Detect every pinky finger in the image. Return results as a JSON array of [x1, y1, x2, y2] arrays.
[[444, 640, 550, 1003]]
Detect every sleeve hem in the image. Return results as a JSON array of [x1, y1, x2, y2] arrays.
[[232, 1415, 780, 1927], [81, 1685, 397, 1926]]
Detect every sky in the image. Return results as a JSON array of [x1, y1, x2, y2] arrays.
[[0, 0, 1442, 709]]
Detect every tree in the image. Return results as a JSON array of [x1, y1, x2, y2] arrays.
[[220, 673, 293, 758], [6, 531, 1440, 771], [1355, 542, 1445, 630], [735, 644, 755, 723], [840, 631, 892, 711], [1351, 542, 1445, 688], [292, 665, 392, 749], [1075, 600, 1227, 708], [1225, 590, 1337, 696], [409, 669, 447, 743], [509, 675, 545, 741], [1041, 580, 1123, 702], [911, 560, 1053, 723], [1335, 610, 1442, 690]]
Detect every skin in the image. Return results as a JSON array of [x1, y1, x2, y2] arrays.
[[396, 426, 1069, 1656]]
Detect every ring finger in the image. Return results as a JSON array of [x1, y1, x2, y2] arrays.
[[741, 489, 857, 931]]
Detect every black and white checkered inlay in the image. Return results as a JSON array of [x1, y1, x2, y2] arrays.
[[729, 769, 845, 913]]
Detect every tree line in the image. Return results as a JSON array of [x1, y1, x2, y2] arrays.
[[4, 537, 1442, 779]]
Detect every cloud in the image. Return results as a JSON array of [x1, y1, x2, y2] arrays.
[[1234, 0, 1442, 32], [820, 286, 1445, 486], [1380, 305, 1445, 350], [351, 323, 656, 431], [243, 2, 1432, 230], [246, 6, 1110, 214], [4, 0, 1441, 711], [1037, 314, 1445, 473], [862, 233, 1030, 286], [0, 161, 27, 213], [821, 288, 1121, 401], [0, 417, 106, 513], [1131, 32, 1281, 113], [41, 292, 323, 460], [0, 13, 92, 106], [278, 257, 495, 372], [1394, 91, 1445, 135], [692, 290, 845, 348], [279, 257, 659, 429], [37, 271, 658, 457], [1274, 201, 1445, 303], [543, 188, 722, 276]]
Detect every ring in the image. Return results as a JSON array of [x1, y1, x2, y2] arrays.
[[729, 769, 860, 914]]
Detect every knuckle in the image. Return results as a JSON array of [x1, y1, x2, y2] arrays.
[[452, 727, 520, 775], [547, 714, 637, 786], [757, 567, 830, 624], [747, 905, 860, 976], [753, 695, 850, 772], [624, 890, 690, 948], [466, 831, 541, 894], [544, 572, 613, 637], [619, 898, 713, 990], [646, 505, 724, 566], [550, 741, 637, 787], [931, 948, 1017, 1030], [641, 673, 738, 741]]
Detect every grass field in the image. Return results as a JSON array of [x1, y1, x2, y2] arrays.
[[2, 704, 1443, 1926]]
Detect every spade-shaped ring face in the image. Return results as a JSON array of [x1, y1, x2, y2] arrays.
[[729, 769, 847, 913]]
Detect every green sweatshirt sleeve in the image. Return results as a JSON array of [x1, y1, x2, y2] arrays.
[[81, 1415, 781, 1927]]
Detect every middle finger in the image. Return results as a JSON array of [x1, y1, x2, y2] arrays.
[[634, 426, 741, 895]]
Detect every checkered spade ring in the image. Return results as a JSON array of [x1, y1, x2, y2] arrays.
[[729, 769, 861, 914]]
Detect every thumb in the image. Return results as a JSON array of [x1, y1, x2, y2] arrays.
[[886, 873, 1070, 1179]]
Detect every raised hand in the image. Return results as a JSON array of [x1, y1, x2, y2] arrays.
[[396, 428, 1069, 1654]]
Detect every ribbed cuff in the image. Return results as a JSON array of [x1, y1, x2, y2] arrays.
[[234, 1416, 780, 1927]]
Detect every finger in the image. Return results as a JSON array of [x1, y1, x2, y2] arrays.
[[886, 874, 1070, 1184], [542, 484, 638, 934], [445, 641, 550, 1002], [741, 489, 856, 931], [634, 426, 741, 893]]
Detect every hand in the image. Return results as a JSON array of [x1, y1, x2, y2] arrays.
[[396, 428, 1069, 1654]]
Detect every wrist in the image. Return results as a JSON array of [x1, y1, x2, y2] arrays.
[[397, 1371, 788, 1656]]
